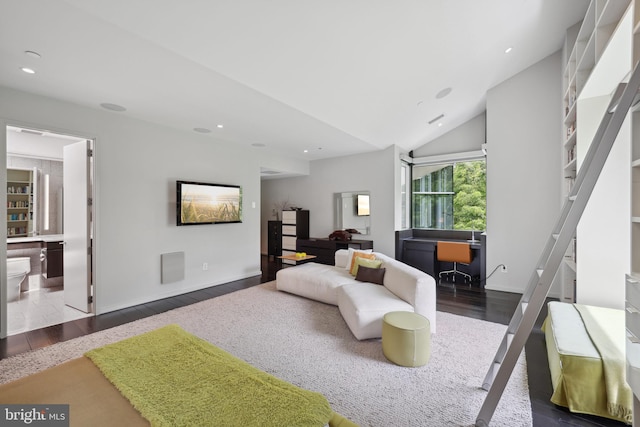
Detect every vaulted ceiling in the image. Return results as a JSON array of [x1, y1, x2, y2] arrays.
[[0, 0, 588, 162]]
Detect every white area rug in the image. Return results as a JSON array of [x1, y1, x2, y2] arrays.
[[0, 281, 532, 426]]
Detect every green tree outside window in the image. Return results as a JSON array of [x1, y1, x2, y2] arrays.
[[412, 160, 486, 231]]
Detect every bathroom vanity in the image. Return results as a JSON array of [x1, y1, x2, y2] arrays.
[[7, 234, 64, 248], [7, 234, 64, 287], [42, 240, 63, 278]]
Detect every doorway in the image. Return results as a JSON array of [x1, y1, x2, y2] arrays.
[[4, 125, 95, 336]]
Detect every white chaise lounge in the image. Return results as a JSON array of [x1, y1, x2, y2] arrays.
[[276, 249, 436, 340]]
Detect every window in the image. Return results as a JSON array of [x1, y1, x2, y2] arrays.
[[412, 160, 486, 231], [400, 162, 410, 229]]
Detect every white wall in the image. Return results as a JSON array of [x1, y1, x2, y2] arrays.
[[411, 113, 486, 157], [7, 128, 71, 160], [486, 51, 563, 294], [261, 146, 398, 256], [263, 52, 564, 292], [574, 8, 632, 309], [575, 96, 630, 308], [0, 85, 303, 320]]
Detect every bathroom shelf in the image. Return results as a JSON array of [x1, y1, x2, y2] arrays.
[[6, 168, 37, 238]]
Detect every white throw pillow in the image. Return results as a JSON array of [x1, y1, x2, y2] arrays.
[[345, 248, 374, 271]]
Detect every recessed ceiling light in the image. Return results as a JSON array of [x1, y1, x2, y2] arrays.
[[505, 47, 513, 54], [24, 50, 41, 59], [438, 123, 443, 127], [193, 127, 211, 133], [100, 103, 127, 112], [20, 67, 35, 74], [436, 88, 452, 99], [217, 124, 224, 129], [303, 150, 309, 153], [252, 143, 266, 147]]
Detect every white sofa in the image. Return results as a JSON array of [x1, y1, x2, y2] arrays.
[[276, 249, 436, 340]]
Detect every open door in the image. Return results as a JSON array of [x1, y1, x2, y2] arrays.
[[63, 140, 92, 312]]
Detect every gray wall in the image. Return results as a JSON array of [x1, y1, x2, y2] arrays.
[[486, 51, 562, 294], [261, 146, 398, 257], [0, 85, 305, 319]]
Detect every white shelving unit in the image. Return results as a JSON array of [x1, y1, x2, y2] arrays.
[[6, 167, 37, 237], [561, 0, 630, 303], [633, 117, 640, 219], [627, 275, 640, 426], [632, 67, 640, 279], [630, 2, 640, 421]]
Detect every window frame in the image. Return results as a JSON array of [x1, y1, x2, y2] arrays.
[[410, 150, 486, 231], [400, 160, 411, 230]]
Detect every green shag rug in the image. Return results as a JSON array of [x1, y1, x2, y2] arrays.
[[85, 324, 332, 427]]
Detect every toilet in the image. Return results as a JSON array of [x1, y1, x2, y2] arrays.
[[7, 257, 31, 302]]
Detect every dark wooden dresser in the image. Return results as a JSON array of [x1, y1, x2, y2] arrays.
[[297, 238, 374, 265], [267, 220, 282, 259]]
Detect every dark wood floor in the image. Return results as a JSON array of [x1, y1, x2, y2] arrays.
[[0, 257, 626, 427]]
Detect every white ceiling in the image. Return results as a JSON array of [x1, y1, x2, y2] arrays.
[[0, 0, 588, 164]]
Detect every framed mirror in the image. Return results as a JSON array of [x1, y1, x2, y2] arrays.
[[334, 191, 370, 236]]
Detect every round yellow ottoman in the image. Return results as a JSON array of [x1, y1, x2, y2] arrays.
[[382, 311, 431, 367]]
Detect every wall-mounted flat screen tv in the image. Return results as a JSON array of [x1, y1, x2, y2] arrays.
[[177, 180, 242, 226]]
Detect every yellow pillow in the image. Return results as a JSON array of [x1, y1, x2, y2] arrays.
[[351, 257, 382, 277], [350, 252, 377, 275], [344, 249, 373, 271]]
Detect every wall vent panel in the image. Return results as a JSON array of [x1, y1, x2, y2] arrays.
[[161, 252, 185, 284]]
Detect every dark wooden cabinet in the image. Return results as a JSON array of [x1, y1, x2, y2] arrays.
[[267, 221, 282, 259], [43, 240, 63, 278], [401, 239, 437, 275], [297, 238, 374, 265], [396, 229, 486, 286]]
